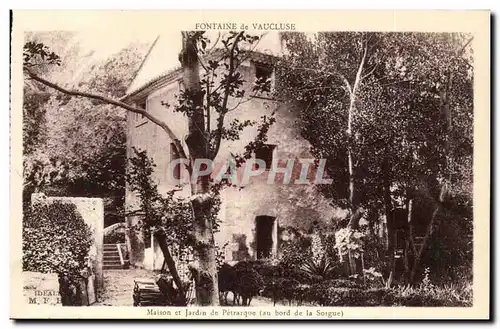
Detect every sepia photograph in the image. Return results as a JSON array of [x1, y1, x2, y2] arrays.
[[9, 10, 490, 320]]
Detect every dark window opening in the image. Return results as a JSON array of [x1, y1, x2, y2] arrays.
[[137, 99, 147, 120], [254, 64, 273, 94], [255, 215, 275, 259], [255, 144, 275, 170], [255, 64, 272, 81]]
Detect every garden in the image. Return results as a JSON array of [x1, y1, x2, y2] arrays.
[[216, 226, 472, 307]]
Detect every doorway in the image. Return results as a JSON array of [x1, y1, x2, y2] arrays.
[[255, 215, 277, 259]]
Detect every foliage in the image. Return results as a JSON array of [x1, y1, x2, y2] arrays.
[[103, 229, 126, 244], [231, 261, 265, 305], [284, 280, 472, 307], [334, 228, 365, 259], [23, 41, 61, 67], [215, 242, 230, 269], [362, 267, 384, 287], [277, 227, 312, 269], [23, 33, 149, 226], [126, 148, 195, 253], [299, 256, 339, 282], [425, 204, 473, 283], [276, 32, 474, 279], [277, 31, 473, 208], [388, 281, 473, 307], [22, 202, 93, 276]]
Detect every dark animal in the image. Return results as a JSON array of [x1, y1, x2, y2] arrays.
[[217, 263, 237, 305], [232, 262, 264, 306]]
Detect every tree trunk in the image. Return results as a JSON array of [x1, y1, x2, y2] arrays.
[[344, 39, 369, 275], [404, 198, 415, 284], [410, 206, 438, 283], [126, 215, 145, 267], [410, 46, 458, 283], [346, 123, 360, 275], [382, 157, 395, 286], [179, 32, 219, 306], [154, 229, 187, 305]]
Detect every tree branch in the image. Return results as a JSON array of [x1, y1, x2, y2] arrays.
[[458, 36, 473, 56], [211, 31, 245, 160], [361, 63, 378, 81], [288, 67, 352, 95], [24, 68, 191, 171]]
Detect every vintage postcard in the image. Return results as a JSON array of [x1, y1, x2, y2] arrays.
[[10, 10, 490, 320]]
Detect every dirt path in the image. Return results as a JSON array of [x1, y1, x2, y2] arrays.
[[94, 269, 275, 307], [94, 269, 156, 306], [224, 293, 276, 306]]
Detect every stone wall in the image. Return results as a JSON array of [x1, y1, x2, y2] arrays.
[[22, 271, 61, 306]]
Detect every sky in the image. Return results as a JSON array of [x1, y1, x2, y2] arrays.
[[30, 30, 286, 93]]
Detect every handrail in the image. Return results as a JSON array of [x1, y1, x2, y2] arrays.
[[116, 243, 125, 266], [104, 222, 126, 236]]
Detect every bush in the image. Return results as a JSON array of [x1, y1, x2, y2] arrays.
[[103, 229, 125, 244], [23, 202, 93, 305], [285, 280, 472, 306], [299, 256, 341, 282], [23, 202, 93, 275], [389, 282, 473, 307], [278, 230, 312, 269]]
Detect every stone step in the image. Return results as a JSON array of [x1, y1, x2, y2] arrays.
[[103, 256, 121, 261], [103, 243, 125, 249], [103, 265, 126, 270], [104, 259, 124, 264], [103, 258, 129, 263], [103, 253, 120, 258]]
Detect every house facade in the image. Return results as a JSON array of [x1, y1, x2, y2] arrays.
[[123, 32, 342, 270]]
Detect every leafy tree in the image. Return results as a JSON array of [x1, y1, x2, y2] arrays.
[[23, 31, 274, 305], [276, 32, 473, 283], [23, 36, 148, 226]]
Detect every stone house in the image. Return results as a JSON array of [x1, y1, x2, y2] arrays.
[[122, 32, 342, 270]]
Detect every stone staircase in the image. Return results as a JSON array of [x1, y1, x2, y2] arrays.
[[103, 244, 129, 270]]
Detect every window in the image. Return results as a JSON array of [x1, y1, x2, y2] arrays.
[[253, 63, 273, 94], [255, 144, 276, 170], [255, 215, 276, 259], [134, 99, 147, 123], [255, 64, 272, 81]]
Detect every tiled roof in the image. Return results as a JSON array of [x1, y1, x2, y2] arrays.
[[122, 50, 278, 102]]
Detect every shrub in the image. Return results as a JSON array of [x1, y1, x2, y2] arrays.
[[288, 281, 472, 307], [23, 202, 93, 305], [278, 231, 312, 269], [23, 202, 93, 275], [389, 282, 473, 307], [299, 256, 340, 282], [103, 229, 125, 244], [262, 277, 301, 305]]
